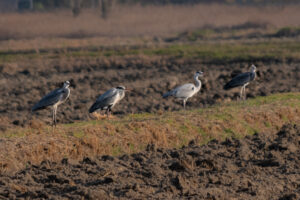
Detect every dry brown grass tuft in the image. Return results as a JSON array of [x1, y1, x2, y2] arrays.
[[29, 119, 45, 130], [0, 93, 300, 174]]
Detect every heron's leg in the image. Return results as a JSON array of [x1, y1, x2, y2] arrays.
[[54, 105, 57, 127], [52, 107, 55, 127], [105, 109, 109, 118], [243, 86, 246, 101], [109, 108, 112, 118], [183, 99, 186, 110], [240, 87, 243, 101]]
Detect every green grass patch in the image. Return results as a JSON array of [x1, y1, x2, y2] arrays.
[[1, 40, 299, 64], [72, 131, 85, 138], [175, 26, 300, 41], [274, 27, 300, 37]]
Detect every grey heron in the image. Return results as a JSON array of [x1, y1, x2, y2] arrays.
[[223, 64, 257, 100], [89, 86, 129, 117], [32, 81, 70, 127], [163, 71, 204, 109]]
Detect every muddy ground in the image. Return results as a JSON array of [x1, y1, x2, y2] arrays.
[[0, 123, 299, 199], [1, 57, 300, 130]]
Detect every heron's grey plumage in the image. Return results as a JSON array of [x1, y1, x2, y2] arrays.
[[223, 65, 256, 100], [32, 81, 70, 126], [224, 72, 255, 90], [163, 71, 203, 109], [89, 86, 126, 116]]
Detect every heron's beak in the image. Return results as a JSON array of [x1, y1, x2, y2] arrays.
[[126, 89, 137, 94]]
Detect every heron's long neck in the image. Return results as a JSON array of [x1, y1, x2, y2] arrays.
[[119, 90, 125, 100], [194, 75, 201, 90], [251, 70, 256, 79]]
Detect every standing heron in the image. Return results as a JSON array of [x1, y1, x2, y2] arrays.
[[223, 64, 257, 100], [32, 81, 70, 127], [163, 71, 204, 109], [89, 86, 129, 117]]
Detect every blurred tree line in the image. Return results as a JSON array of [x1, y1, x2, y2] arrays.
[[32, 0, 113, 18], [22, 0, 299, 18], [32, 0, 300, 9], [118, 0, 300, 5]]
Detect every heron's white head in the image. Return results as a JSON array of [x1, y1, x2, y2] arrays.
[[63, 81, 70, 88], [116, 85, 132, 92], [116, 86, 126, 90], [250, 65, 257, 73], [195, 71, 204, 77]]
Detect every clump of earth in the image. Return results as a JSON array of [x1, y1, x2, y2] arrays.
[[1, 124, 299, 199]]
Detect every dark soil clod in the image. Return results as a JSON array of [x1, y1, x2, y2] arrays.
[[0, 124, 299, 199]]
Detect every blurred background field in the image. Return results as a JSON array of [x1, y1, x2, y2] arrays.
[[0, 0, 299, 50], [0, 0, 300, 174]]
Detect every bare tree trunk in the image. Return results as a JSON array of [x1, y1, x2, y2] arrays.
[[100, 0, 114, 19], [91, 0, 99, 8], [29, 0, 33, 9], [72, 0, 81, 17], [16, 0, 33, 10], [15, 0, 19, 10]]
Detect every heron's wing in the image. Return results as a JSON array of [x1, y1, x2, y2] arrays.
[[174, 83, 196, 98], [32, 88, 63, 111], [223, 72, 251, 90], [96, 88, 117, 102], [89, 88, 118, 113], [164, 83, 195, 99], [163, 90, 174, 98]]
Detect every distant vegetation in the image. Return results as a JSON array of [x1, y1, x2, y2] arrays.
[[14, 0, 300, 18], [31, 0, 300, 9], [118, 0, 300, 5], [1, 40, 299, 64]]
